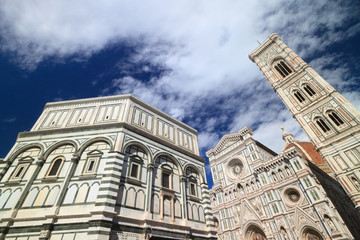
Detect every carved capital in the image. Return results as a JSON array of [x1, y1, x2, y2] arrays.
[[71, 156, 80, 163], [147, 163, 154, 171], [180, 175, 186, 182], [35, 159, 45, 166]]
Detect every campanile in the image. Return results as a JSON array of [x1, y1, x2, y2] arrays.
[[249, 33, 360, 212]]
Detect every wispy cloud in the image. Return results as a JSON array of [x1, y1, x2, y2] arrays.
[[3, 117, 16, 123]]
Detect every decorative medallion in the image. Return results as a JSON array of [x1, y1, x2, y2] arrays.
[[232, 162, 243, 176], [283, 187, 302, 206], [226, 158, 245, 180]]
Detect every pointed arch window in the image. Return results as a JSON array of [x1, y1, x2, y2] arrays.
[[271, 172, 277, 182], [294, 91, 306, 103], [47, 158, 63, 177], [274, 60, 293, 78], [327, 111, 344, 127], [303, 84, 316, 97], [278, 169, 284, 179], [315, 118, 331, 133]]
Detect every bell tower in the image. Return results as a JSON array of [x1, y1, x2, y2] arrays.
[[249, 33, 360, 212]]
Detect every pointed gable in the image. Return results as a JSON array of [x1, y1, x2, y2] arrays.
[[206, 126, 253, 157]]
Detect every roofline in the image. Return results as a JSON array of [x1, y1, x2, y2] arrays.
[[255, 140, 278, 156]]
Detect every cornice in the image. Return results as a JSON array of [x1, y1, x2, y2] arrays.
[[249, 33, 280, 62], [253, 147, 301, 174], [316, 125, 360, 151]]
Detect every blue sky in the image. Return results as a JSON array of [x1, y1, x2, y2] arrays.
[[1, 0, 360, 187]]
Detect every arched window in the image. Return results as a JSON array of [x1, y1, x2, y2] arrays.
[[271, 172, 277, 182], [256, 179, 261, 188], [303, 84, 316, 97], [285, 166, 291, 176], [251, 181, 255, 190], [280, 227, 288, 240], [246, 184, 251, 192], [327, 111, 344, 126], [315, 118, 331, 133], [125, 145, 148, 182], [47, 158, 63, 177], [278, 169, 284, 179], [274, 60, 292, 78], [186, 167, 200, 198], [294, 91, 306, 103]]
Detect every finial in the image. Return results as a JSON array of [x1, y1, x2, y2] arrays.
[[280, 126, 284, 131]]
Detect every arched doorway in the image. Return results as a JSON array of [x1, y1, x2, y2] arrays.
[[245, 225, 267, 240], [302, 227, 324, 240]]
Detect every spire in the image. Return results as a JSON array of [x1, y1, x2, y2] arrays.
[[281, 127, 297, 146]]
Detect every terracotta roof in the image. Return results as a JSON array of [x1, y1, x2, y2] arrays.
[[284, 142, 325, 165]]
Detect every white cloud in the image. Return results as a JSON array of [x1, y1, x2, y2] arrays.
[[1, 0, 360, 166]]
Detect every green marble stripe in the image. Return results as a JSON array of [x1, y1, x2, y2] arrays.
[[111, 224, 143, 233], [7, 226, 42, 234], [87, 230, 111, 235], [106, 161, 123, 167], [103, 173, 121, 179], [53, 223, 89, 231], [101, 180, 121, 185], [97, 194, 117, 200], [99, 187, 119, 192], [6, 222, 89, 234], [61, 202, 95, 206], [104, 167, 122, 172], [95, 202, 116, 207]]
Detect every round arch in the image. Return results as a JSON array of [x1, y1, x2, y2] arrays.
[[300, 226, 325, 240], [152, 152, 183, 176], [269, 56, 286, 66], [8, 144, 44, 162], [122, 141, 152, 160], [41, 140, 78, 160], [183, 163, 206, 184], [77, 137, 113, 157], [244, 223, 267, 240]]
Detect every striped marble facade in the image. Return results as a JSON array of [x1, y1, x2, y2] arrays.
[[0, 95, 216, 240]]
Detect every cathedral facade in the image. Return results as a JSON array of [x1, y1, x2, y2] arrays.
[[0, 95, 216, 240], [207, 127, 359, 240]]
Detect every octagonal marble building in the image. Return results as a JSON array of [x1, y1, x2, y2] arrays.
[[0, 95, 216, 240]]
